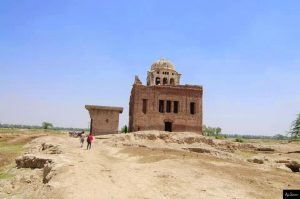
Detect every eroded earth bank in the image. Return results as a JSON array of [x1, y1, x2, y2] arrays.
[[0, 131, 299, 199]]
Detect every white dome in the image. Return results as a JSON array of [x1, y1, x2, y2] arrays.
[[150, 58, 175, 70]]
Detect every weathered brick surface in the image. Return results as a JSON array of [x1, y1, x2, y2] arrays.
[[129, 84, 203, 134], [85, 106, 123, 135]]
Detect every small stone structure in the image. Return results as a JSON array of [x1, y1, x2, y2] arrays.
[[129, 58, 203, 134], [85, 105, 123, 135]]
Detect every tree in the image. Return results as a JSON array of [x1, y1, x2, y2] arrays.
[[289, 113, 300, 139], [273, 134, 288, 140], [216, 127, 222, 136], [203, 125, 222, 136], [120, 125, 128, 133], [42, 122, 53, 129]]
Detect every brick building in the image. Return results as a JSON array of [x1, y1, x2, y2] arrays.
[[85, 105, 123, 135], [129, 59, 203, 134]]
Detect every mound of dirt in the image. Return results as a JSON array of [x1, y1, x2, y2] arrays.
[[110, 131, 215, 146], [107, 131, 261, 157], [41, 143, 62, 154], [15, 155, 52, 169], [43, 161, 54, 183]]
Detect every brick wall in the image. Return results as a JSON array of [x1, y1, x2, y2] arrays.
[[129, 84, 203, 134], [86, 106, 123, 135]]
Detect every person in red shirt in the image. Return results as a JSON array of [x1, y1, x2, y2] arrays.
[[87, 133, 93, 150]]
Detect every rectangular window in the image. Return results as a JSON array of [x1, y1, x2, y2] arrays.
[[173, 101, 179, 113], [166, 101, 171, 113], [190, 102, 195, 115], [159, 100, 164, 113], [142, 99, 147, 114]]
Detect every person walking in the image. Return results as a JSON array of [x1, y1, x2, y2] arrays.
[[87, 133, 93, 150], [79, 133, 85, 148]]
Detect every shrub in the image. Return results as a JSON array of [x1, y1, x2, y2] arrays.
[[289, 113, 300, 140], [42, 122, 53, 129], [235, 137, 244, 143], [120, 125, 128, 133]]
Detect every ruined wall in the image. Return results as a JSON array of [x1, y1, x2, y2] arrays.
[[129, 84, 203, 134]]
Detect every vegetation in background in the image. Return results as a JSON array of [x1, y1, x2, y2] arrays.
[[0, 122, 88, 132], [289, 113, 300, 140], [221, 133, 289, 140], [203, 125, 222, 136], [203, 125, 228, 139], [203, 125, 289, 140], [120, 125, 128, 133], [42, 122, 53, 129], [235, 137, 244, 143]]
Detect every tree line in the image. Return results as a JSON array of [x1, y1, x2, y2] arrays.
[[203, 112, 300, 140], [0, 122, 88, 132]]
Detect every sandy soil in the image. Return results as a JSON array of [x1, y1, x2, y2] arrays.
[[0, 131, 299, 199]]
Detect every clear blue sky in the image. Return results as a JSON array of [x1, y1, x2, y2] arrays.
[[1, 0, 299, 135]]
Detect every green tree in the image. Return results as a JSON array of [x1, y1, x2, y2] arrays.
[[216, 127, 222, 136], [203, 125, 222, 136], [289, 113, 300, 139], [42, 122, 53, 129], [120, 125, 128, 133]]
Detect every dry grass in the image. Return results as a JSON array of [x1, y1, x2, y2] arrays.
[[0, 128, 67, 174], [235, 150, 257, 158]]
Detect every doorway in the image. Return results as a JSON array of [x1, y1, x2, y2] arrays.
[[164, 122, 172, 132]]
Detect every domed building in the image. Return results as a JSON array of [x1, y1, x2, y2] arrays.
[[129, 58, 203, 134], [147, 58, 181, 86]]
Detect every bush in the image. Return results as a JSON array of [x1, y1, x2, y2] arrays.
[[42, 122, 53, 129], [120, 125, 128, 133], [235, 137, 244, 143]]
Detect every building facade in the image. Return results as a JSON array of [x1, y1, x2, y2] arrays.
[[129, 59, 203, 134], [85, 105, 123, 135]]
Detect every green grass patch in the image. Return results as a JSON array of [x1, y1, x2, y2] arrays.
[[0, 142, 23, 154], [0, 142, 25, 168], [0, 128, 67, 170], [0, 128, 66, 135], [0, 171, 15, 180]]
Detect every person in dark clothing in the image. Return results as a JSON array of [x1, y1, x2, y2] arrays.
[[87, 133, 93, 150], [79, 134, 85, 148]]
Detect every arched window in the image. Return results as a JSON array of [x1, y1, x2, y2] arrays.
[[170, 78, 174, 85], [155, 77, 161, 85], [163, 78, 168, 85]]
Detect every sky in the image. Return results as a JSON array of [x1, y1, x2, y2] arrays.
[[0, 0, 300, 135]]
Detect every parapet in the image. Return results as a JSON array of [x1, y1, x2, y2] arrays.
[[85, 105, 123, 113]]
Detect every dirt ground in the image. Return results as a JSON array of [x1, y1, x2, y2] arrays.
[[0, 131, 299, 199]]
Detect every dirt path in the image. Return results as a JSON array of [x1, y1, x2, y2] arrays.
[[41, 136, 299, 199], [1, 133, 299, 199]]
